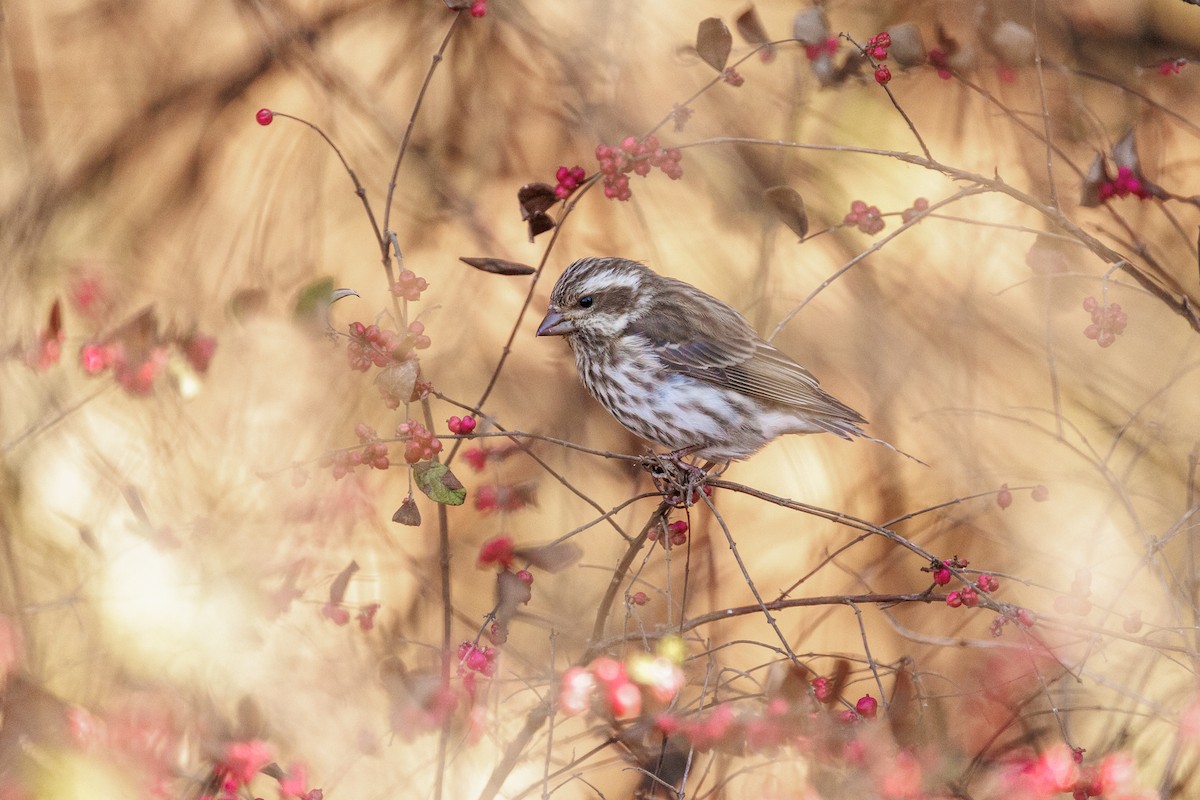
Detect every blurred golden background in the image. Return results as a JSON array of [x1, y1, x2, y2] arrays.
[[2, 0, 1200, 797]]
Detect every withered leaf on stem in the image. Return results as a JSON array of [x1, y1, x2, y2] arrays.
[[493, 569, 533, 640], [696, 17, 732, 72], [764, 186, 809, 239], [329, 560, 359, 605], [514, 540, 582, 573], [458, 257, 536, 276], [517, 182, 558, 241], [392, 494, 422, 526], [735, 6, 770, 46]]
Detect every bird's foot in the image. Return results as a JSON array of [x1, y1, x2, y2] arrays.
[[642, 450, 714, 508]]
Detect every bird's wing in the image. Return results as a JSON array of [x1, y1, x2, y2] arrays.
[[626, 281, 865, 424]]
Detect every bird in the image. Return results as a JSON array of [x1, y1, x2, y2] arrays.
[[536, 256, 907, 465]]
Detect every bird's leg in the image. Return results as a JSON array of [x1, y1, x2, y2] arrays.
[[641, 445, 715, 507]]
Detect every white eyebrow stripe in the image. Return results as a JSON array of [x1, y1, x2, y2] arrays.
[[574, 269, 640, 294]]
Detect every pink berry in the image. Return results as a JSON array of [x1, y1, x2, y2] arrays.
[[256, 108, 274, 126], [855, 694, 878, 719], [469, 0, 486, 17], [933, 567, 952, 586], [874, 66, 892, 85]]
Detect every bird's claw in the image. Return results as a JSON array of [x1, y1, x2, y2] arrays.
[[641, 451, 712, 508]]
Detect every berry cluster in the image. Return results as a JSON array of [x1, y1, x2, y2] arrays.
[[946, 572, 999, 608], [901, 196, 929, 223], [865, 32, 893, 85], [457, 641, 497, 676], [397, 419, 442, 464], [446, 415, 476, 435], [648, 519, 689, 547], [390, 269, 429, 301], [1096, 165, 1152, 202], [552, 165, 587, 199], [559, 647, 685, 719], [595, 135, 683, 201], [1082, 296, 1128, 348], [346, 321, 430, 372], [865, 32, 891, 60], [320, 423, 390, 479], [843, 199, 885, 234], [804, 36, 839, 61]]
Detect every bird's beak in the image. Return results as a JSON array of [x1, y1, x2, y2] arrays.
[[536, 309, 574, 337]]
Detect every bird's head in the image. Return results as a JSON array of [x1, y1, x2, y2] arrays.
[[536, 257, 653, 340]]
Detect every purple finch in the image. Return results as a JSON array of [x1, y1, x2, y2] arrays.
[[537, 257, 904, 464]]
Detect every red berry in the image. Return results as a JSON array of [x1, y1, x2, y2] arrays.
[[256, 108, 274, 126], [855, 694, 878, 719], [469, 0, 487, 17], [946, 591, 962, 608], [631, 591, 649, 606], [933, 567, 952, 586]]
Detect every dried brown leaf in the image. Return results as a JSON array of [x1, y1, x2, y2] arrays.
[[764, 185, 809, 239], [330, 560, 359, 605], [735, 6, 770, 45], [514, 541, 582, 573], [696, 17, 732, 72], [458, 257, 536, 276]]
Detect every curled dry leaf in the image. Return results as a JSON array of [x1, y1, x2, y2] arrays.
[[517, 182, 557, 241], [696, 17, 732, 72], [375, 359, 419, 404], [764, 186, 809, 239], [330, 560, 360, 605], [458, 257, 536, 276], [492, 569, 533, 643], [736, 6, 771, 49], [392, 494, 422, 526]]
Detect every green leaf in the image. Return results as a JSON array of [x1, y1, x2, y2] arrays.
[[413, 461, 466, 506], [293, 277, 335, 322]]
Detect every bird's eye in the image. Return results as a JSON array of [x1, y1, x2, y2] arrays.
[[578, 295, 594, 309]]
